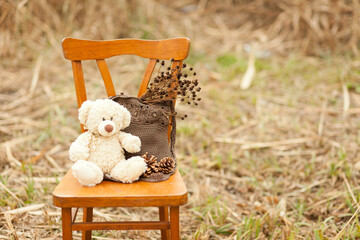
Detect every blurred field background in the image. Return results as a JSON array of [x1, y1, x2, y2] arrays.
[[1, 0, 360, 239]]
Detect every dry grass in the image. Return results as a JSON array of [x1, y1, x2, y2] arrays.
[[1, 0, 360, 239]]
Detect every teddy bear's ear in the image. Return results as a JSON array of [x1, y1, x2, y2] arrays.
[[78, 100, 94, 126], [117, 105, 131, 128]]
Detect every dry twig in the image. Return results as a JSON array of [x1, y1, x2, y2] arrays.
[[0, 181, 24, 206], [2, 204, 45, 215]]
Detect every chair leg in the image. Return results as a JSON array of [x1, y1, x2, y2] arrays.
[[62, 208, 72, 240], [82, 207, 93, 240], [159, 206, 170, 240], [170, 206, 179, 240]]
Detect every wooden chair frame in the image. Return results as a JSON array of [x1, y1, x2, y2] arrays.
[[53, 37, 190, 240]]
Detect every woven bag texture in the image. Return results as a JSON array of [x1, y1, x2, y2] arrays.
[[109, 94, 176, 182]]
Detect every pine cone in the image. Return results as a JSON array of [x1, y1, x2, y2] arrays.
[[141, 152, 159, 177], [142, 168, 153, 178], [158, 157, 176, 174]]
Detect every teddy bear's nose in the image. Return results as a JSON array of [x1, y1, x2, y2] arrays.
[[105, 124, 113, 133]]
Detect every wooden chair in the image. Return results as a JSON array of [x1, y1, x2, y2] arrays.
[[52, 37, 190, 240]]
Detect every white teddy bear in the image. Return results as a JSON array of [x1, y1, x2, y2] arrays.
[[69, 99, 147, 186]]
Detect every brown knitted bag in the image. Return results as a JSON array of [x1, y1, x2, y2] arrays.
[[109, 94, 176, 182]]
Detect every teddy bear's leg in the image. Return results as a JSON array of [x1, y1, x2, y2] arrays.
[[72, 160, 104, 187], [109, 157, 147, 183]]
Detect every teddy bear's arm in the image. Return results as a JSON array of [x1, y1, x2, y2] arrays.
[[69, 131, 92, 161], [117, 131, 141, 153]]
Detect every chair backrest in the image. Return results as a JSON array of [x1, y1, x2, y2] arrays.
[[62, 37, 191, 134]]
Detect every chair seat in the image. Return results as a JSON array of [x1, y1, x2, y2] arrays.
[[53, 169, 187, 208]]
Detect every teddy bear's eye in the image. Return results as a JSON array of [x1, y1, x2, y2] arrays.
[[102, 118, 105, 121], [110, 117, 113, 121]]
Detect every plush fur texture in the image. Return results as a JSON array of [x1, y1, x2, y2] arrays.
[[69, 99, 147, 186]]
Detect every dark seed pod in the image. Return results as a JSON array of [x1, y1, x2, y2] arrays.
[[140, 61, 201, 113]]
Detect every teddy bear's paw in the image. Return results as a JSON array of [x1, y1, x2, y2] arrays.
[[122, 136, 141, 153], [69, 141, 90, 162], [110, 157, 147, 183], [72, 160, 103, 187]]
